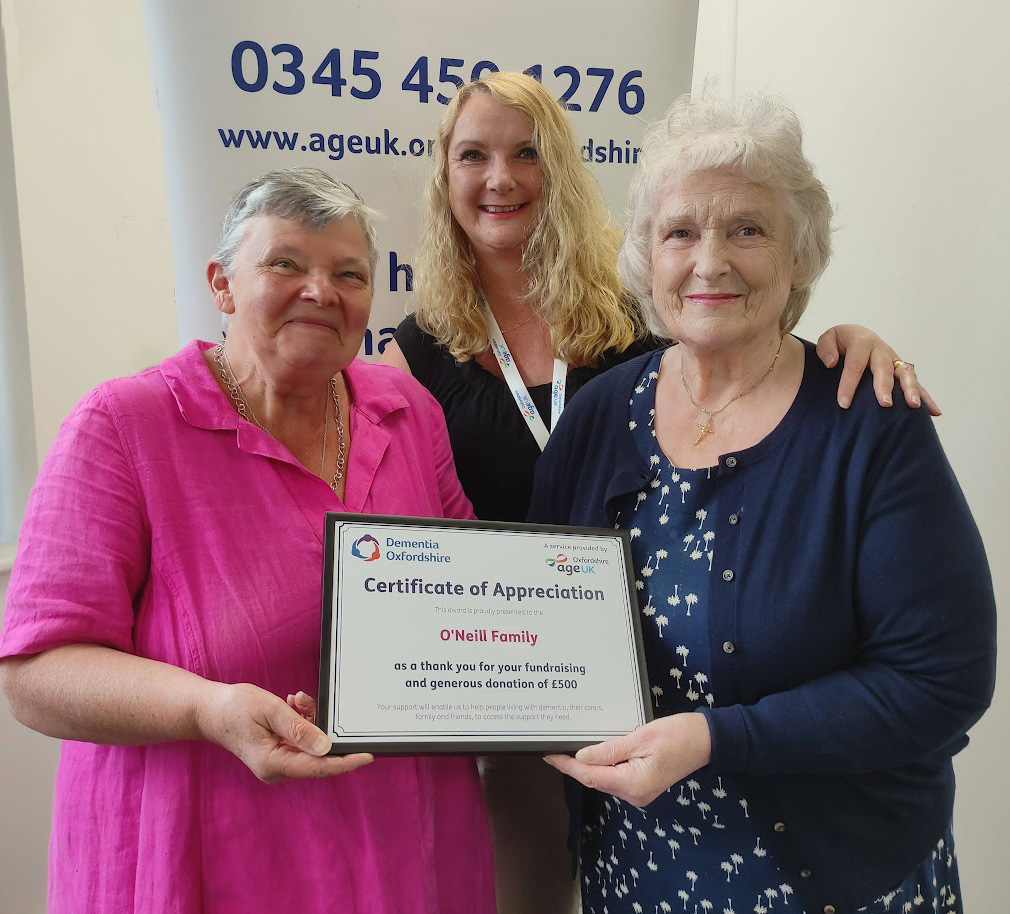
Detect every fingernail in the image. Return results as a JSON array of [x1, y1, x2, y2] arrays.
[[296, 691, 309, 701], [912, 395, 920, 407], [882, 395, 892, 406], [839, 395, 851, 408], [312, 734, 331, 755]]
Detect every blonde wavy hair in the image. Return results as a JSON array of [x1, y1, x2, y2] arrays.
[[413, 72, 642, 366]]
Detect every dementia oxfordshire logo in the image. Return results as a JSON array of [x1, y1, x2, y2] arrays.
[[351, 534, 381, 562]]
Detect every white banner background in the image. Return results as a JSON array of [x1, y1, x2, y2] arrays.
[[143, 0, 699, 355]]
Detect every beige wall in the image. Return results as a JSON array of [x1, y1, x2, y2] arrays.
[[1, 1, 1007, 911], [2, 0, 174, 909], [694, 2, 1009, 909], [3, 0, 176, 458], [0, 571, 57, 914]]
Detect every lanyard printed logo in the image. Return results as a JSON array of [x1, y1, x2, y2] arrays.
[[490, 336, 513, 368], [481, 301, 567, 453], [551, 379, 565, 417]]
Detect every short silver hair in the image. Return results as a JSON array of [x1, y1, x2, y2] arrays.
[[213, 167, 382, 278], [619, 92, 833, 336]]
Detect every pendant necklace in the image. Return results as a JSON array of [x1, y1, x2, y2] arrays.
[[680, 336, 785, 445]]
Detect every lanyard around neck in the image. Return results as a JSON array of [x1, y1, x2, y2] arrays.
[[482, 302, 568, 452]]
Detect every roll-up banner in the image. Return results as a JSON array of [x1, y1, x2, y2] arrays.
[[143, 1, 699, 354]]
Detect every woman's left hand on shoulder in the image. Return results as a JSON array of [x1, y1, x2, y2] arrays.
[[817, 324, 941, 415], [544, 712, 712, 809]]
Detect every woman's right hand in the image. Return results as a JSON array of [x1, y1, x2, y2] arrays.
[[544, 712, 712, 809], [198, 682, 373, 783]]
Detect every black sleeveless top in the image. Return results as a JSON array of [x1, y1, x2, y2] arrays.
[[394, 313, 660, 522]]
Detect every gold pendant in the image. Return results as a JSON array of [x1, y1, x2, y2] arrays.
[[694, 415, 714, 445]]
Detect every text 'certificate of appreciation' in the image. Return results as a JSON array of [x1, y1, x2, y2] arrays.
[[318, 514, 652, 753]]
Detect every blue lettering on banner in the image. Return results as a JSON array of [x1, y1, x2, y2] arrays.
[[361, 327, 396, 356], [388, 251, 413, 293], [219, 125, 640, 167], [218, 128, 299, 150], [228, 43, 648, 115]]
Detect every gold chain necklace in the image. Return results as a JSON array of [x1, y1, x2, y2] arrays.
[[680, 336, 785, 445], [213, 342, 345, 489], [480, 292, 539, 336], [498, 312, 538, 334]]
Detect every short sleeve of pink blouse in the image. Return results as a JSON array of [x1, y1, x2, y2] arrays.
[[2, 385, 149, 657]]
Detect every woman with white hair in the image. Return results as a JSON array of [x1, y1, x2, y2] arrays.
[[531, 94, 995, 914], [381, 72, 941, 914], [0, 168, 495, 914]]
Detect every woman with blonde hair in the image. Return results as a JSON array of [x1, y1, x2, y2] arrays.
[[381, 72, 936, 913]]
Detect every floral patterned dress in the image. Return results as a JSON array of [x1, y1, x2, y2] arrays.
[[579, 351, 962, 914]]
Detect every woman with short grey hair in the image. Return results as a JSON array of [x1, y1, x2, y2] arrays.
[[0, 166, 495, 914], [532, 93, 994, 914], [213, 168, 382, 277]]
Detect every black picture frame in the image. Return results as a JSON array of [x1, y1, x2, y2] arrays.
[[318, 512, 653, 754]]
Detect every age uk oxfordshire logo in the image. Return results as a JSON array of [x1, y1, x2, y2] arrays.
[[351, 534, 381, 561], [545, 551, 599, 575]]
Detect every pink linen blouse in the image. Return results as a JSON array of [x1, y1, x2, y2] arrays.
[[1, 341, 495, 914]]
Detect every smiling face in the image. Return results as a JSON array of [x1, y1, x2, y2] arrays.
[[651, 168, 795, 352], [446, 91, 544, 263], [208, 214, 372, 377]]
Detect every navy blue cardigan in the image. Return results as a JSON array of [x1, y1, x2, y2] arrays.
[[527, 341, 996, 913]]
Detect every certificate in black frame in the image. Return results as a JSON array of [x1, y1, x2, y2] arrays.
[[318, 512, 653, 754]]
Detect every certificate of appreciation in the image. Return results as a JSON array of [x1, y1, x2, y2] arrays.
[[318, 514, 652, 753]]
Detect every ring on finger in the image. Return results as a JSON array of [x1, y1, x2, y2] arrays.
[[893, 359, 915, 371]]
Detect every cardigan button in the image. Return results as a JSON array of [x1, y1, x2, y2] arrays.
[[823, 907, 836, 914], [728, 513, 740, 525], [722, 641, 735, 654], [800, 868, 812, 878], [722, 569, 735, 582], [773, 821, 786, 832], [725, 456, 738, 468]]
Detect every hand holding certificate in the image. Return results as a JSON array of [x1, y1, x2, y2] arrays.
[[318, 514, 652, 753]]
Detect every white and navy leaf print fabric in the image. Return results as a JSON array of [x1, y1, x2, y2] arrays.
[[580, 351, 962, 914]]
